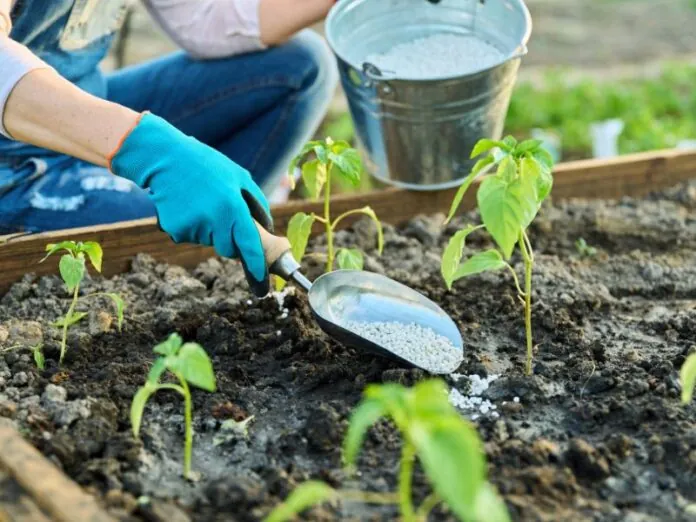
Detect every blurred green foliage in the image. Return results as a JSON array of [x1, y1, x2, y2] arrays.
[[506, 63, 696, 158]]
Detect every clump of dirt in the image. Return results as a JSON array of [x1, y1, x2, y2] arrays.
[[2, 180, 696, 521]]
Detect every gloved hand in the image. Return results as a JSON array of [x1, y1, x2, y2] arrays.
[[109, 112, 273, 297]]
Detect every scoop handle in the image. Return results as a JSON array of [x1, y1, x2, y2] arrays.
[[255, 222, 312, 292]]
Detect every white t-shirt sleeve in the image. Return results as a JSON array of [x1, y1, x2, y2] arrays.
[[143, 0, 266, 59], [0, 36, 53, 139]]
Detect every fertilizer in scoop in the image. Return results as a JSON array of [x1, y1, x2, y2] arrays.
[[365, 33, 503, 79], [342, 320, 463, 374]]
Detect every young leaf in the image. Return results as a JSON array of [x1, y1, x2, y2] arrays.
[[302, 160, 327, 199], [410, 416, 486, 522], [58, 254, 85, 292], [52, 311, 88, 328], [263, 481, 337, 522], [516, 139, 543, 154], [357, 206, 384, 254], [521, 157, 553, 204], [131, 385, 155, 436], [452, 250, 507, 281], [80, 241, 103, 272], [33, 345, 45, 371], [477, 175, 538, 259], [286, 212, 316, 263], [531, 148, 554, 174], [444, 167, 489, 225], [502, 136, 518, 149], [147, 357, 168, 385], [104, 293, 125, 331], [497, 155, 517, 183], [681, 353, 696, 404], [471, 139, 507, 158], [175, 343, 217, 392], [328, 148, 362, 186], [473, 483, 511, 522], [441, 226, 476, 289], [336, 248, 363, 270], [363, 384, 409, 431], [411, 379, 457, 419], [343, 398, 387, 468], [154, 333, 182, 356], [313, 144, 328, 164], [41, 241, 77, 262]]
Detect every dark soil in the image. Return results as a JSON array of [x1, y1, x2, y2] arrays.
[[2, 181, 696, 522]]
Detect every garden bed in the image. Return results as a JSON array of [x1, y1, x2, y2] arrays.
[[1, 157, 696, 521]]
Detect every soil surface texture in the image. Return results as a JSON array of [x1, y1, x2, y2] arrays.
[[2, 180, 696, 522]]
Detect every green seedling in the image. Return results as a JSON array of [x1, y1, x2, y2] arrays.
[[0, 343, 45, 370], [681, 352, 696, 404], [441, 136, 555, 376], [264, 379, 508, 522], [131, 333, 216, 480], [575, 238, 597, 258], [280, 138, 383, 288], [41, 241, 124, 364]]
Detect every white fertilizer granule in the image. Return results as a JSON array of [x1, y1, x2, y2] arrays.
[[365, 33, 504, 79], [448, 374, 500, 420], [342, 320, 463, 374]]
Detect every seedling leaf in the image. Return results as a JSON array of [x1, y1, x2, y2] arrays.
[[59, 254, 85, 292], [336, 248, 363, 270], [441, 226, 477, 289], [471, 139, 507, 158], [477, 174, 538, 259], [328, 148, 362, 186], [104, 293, 125, 331], [263, 481, 337, 522], [453, 250, 507, 280], [301, 160, 326, 200], [286, 212, 316, 263], [343, 398, 387, 468], [42, 241, 77, 262], [154, 333, 182, 356], [532, 148, 554, 174], [176, 343, 217, 392], [516, 139, 543, 153], [410, 416, 486, 522], [131, 385, 154, 436], [681, 353, 696, 404], [445, 168, 485, 225], [81, 241, 103, 272], [502, 136, 518, 149], [147, 357, 168, 385], [314, 144, 328, 164], [52, 311, 88, 328], [473, 483, 511, 522], [33, 345, 45, 370]]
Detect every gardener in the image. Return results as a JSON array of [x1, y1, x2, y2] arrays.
[[0, 0, 338, 295]]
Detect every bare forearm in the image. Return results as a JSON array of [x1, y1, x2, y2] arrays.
[[3, 67, 139, 167], [259, 0, 334, 46]]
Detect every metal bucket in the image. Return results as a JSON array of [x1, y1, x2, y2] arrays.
[[325, 0, 532, 190]]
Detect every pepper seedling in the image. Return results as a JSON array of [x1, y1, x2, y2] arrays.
[[263, 379, 508, 522], [575, 238, 597, 258], [280, 138, 383, 287], [0, 343, 45, 370], [41, 241, 124, 364], [441, 136, 554, 376], [130, 333, 217, 480]]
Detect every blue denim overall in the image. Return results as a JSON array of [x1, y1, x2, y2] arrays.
[[0, 0, 337, 233]]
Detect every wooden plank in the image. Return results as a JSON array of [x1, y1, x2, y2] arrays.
[[0, 422, 115, 522], [0, 470, 52, 522], [0, 148, 695, 295]]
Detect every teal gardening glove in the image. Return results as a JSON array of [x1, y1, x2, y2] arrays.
[[109, 112, 273, 297]]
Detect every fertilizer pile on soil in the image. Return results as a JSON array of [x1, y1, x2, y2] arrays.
[[341, 320, 462, 374], [365, 33, 504, 78]]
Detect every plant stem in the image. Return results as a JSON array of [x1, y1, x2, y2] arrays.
[[177, 374, 193, 479], [332, 207, 368, 230], [340, 490, 401, 505], [518, 232, 534, 376], [60, 284, 80, 364], [416, 493, 441, 521], [504, 263, 525, 298], [324, 166, 334, 272], [399, 442, 417, 522]]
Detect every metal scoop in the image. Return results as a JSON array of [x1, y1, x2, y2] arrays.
[[257, 225, 463, 374]]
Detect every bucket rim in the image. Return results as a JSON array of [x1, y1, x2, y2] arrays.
[[325, 0, 533, 83]]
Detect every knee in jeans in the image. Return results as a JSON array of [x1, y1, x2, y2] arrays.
[[288, 30, 339, 102]]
